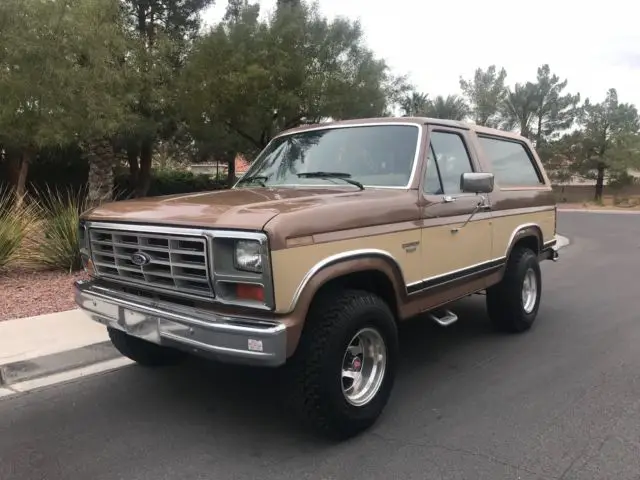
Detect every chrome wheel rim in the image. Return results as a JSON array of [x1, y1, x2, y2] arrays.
[[522, 268, 538, 314], [341, 327, 387, 407]]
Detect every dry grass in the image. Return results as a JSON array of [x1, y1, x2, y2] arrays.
[[0, 186, 93, 320], [30, 187, 91, 272], [0, 188, 42, 269]]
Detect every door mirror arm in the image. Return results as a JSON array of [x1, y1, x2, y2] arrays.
[[451, 195, 491, 233]]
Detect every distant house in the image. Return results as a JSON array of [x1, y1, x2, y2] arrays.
[[235, 155, 250, 176], [189, 154, 251, 179]]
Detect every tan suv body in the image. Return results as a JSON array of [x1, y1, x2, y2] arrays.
[[75, 117, 558, 439]]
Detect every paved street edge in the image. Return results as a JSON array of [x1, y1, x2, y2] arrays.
[[558, 208, 640, 214]]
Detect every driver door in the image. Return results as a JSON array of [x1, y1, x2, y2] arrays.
[[418, 128, 493, 293]]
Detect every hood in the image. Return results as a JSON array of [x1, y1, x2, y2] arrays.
[[82, 187, 416, 231]]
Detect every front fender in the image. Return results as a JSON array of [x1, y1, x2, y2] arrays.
[[288, 250, 407, 317]]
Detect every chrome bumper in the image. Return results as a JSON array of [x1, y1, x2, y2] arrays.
[[74, 280, 287, 367]]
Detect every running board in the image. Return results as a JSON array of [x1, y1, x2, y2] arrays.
[[428, 309, 459, 327]]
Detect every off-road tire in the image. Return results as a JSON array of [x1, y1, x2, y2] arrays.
[[288, 289, 399, 440], [486, 247, 541, 333], [108, 327, 187, 367]]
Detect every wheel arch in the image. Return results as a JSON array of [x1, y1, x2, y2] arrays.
[[505, 223, 543, 259], [289, 250, 407, 322]]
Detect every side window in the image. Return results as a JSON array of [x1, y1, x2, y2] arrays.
[[477, 136, 543, 186], [422, 131, 474, 195]]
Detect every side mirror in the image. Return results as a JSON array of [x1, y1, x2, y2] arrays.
[[461, 172, 494, 194]]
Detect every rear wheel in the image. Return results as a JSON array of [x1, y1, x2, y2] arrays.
[[486, 247, 541, 333], [108, 327, 187, 367], [288, 289, 398, 440]]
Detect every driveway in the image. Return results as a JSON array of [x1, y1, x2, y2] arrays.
[[1, 211, 639, 480]]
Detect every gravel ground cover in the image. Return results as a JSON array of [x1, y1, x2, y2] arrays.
[[0, 269, 88, 321]]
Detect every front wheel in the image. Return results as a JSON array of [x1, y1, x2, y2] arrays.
[[486, 247, 542, 333], [288, 289, 399, 440]]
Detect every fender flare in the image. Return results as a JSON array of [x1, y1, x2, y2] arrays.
[[287, 249, 407, 316], [504, 223, 543, 259]]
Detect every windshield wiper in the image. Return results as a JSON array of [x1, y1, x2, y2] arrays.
[[297, 171, 364, 190], [236, 175, 268, 187]]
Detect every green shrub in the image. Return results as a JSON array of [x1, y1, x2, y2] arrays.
[[0, 188, 40, 269], [114, 169, 227, 199]]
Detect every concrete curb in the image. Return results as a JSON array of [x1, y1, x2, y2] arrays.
[[0, 309, 117, 397], [0, 341, 121, 387], [0, 309, 108, 365], [9, 357, 133, 394]]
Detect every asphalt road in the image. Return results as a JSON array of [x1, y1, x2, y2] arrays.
[[2, 211, 640, 480]]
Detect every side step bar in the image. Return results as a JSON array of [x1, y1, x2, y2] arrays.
[[428, 309, 459, 327]]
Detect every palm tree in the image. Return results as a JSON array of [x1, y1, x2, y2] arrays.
[[499, 83, 539, 139], [400, 92, 429, 116], [426, 94, 469, 121]]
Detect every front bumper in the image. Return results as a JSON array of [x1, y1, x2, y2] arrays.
[[74, 280, 287, 367]]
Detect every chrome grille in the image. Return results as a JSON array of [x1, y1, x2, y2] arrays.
[[88, 228, 213, 298]]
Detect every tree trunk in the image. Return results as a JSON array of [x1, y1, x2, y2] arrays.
[[15, 151, 31, 205], [87, 138, 115, 206], [226, 153, 236, 189], [126, 144, 140, 191], [4, 148, 22, 190], [135, 139, 153, 198], [594, 162, 606, 201], [535, 116, 543, 147]]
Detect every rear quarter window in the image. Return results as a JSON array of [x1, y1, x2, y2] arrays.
[[477, 135, 544, 187]]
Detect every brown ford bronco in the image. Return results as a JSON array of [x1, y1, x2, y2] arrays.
[[75, 117, 559, 439]]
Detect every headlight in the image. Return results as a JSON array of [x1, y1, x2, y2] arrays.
[[234, 239, 262, 273]]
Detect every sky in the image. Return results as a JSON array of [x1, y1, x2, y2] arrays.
[[203, 0, 640, 108]]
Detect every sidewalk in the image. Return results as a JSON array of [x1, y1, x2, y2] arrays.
[[0, 309, 107, 365]]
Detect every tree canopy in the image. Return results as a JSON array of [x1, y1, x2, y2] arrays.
[[0, 0, 129, 198], [1, 0, 638, 202], [402, 63, 639, 199], [182, 1, 402, 154], [1, 0, 407, 197]]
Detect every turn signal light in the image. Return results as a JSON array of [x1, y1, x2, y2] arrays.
[[81, 254, 96, 277], [235, 283, 265, 302]]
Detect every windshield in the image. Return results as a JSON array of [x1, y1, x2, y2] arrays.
[[235, 124, 420, 189]]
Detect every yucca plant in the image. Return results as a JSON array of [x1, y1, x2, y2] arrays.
[[0, 188, 23, 269], [32, 186, 92, 272], [0, 188, 40, 269]]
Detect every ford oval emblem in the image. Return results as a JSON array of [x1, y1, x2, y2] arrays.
[[130, 251, 151, 267]]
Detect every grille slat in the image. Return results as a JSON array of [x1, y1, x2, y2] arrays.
[[89, 228, 213, 298], [91, 240, 205, 256]]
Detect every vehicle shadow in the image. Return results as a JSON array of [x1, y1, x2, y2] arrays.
[[129, 294, 503, 443]]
